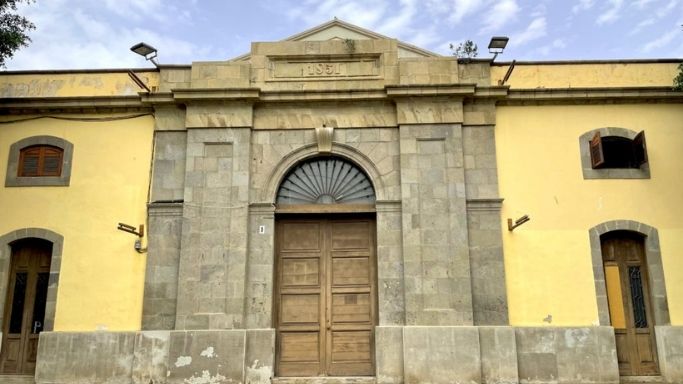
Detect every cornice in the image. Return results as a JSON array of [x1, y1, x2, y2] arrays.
[[0, 95, 149, 113], [500, 87, 683, 105]]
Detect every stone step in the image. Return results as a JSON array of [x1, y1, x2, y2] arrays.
[[0, 375, 35, 384], [272, 377, 376, 384], [620, 376, 665, 384]]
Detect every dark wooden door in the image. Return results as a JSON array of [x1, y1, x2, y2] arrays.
[[602, 232, 659, 376], [275, 217, 376, 377], [0, 239, 52, 375]]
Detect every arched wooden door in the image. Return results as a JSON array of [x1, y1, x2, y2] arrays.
[[602, 231, 659, 376], [274, 157, 377, 377], [0, 239, 52, 375]]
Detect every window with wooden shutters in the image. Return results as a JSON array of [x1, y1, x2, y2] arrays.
[[18, 146, 63, 177], [588, 131, 648, 170], [5, 136, 74, 187], [580, 128, 650, 179]]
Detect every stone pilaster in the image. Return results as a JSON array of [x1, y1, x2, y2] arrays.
[[399, 123, 473, 325], [175, 126, 251, 330]]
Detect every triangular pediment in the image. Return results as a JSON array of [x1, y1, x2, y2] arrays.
[[231, 18, 439, 61]]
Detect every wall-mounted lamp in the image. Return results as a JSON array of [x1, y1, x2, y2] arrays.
[[488, 36, 509, 61], [130, 42, 159, 66], [507, 214, 530, 231], [117, 222, 147, 253]]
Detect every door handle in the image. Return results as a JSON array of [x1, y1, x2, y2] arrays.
[[33, 321, 42, 334]]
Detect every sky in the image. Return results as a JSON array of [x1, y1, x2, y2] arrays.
[[5, 0, 683, 70]]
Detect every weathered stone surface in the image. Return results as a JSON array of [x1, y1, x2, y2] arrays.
[[175, 128, 251, 330], [479, 326, 517, 384], [185, 102, 254, 128], [395, 97, 464, 125], [398, 58, 458, 85], [132, 331, 171, 384], [150, 131, 187, 202], [245, 329, 275, 384], [515, 327, 618, 384], [399, 124, 473, 326], [403, 326, 481, 384], [656, 326, 683, 383], [167, 330, 246, 384], [36, 331, 136, 384], [375, 326, 403, 384], [253, 101, 397, 129]]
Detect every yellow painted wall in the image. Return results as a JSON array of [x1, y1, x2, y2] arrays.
[[491, 62, 680, 88], [0, 71, 159, 97], [0, 114, 154, 331], [497, 104, 683, 326]]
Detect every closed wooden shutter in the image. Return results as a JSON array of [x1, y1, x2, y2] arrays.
[[18, 146, 63, 177], [589, 131, 605, 169], [633, 131, 648, 166]]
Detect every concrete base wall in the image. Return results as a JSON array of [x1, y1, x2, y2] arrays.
[[656, 326, 683, 383], [35, 329, 275, 384], [39, 326, 683, 384]]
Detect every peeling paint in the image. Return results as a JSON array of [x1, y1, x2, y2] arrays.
[[200, 346, 216, 358], [245, 359, 272, 384], [183, 370, 227, 384], [175, 356, 192, 367]]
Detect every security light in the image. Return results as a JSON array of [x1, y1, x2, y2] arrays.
[[488, 36, 509, 61], [130, 42, 159, 66]]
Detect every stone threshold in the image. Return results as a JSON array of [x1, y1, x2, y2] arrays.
[[620, 376, 665, 384], [0, 375, 35, 384], [272, 377, 376, 384]]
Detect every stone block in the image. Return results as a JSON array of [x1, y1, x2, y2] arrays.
[[514, 327, 618, 384], [479, 326, 518, 384], [656, 326, 683, 383], [35, 331, 136, 384], [403, 326, 480, 384], [168, 330, 246, 384], [376, 326, 404, 384], [245, 329, 275, 384], [132, 331, 171, 384]]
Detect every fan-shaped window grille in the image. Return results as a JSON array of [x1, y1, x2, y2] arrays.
[[277, 157, 375, 205]]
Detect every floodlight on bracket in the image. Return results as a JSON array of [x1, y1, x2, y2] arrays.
[[488, 36, 509, 61], [130, 42, 159, 66]]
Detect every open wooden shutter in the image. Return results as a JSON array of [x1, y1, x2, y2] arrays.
[[589, 131, 605, 169], [633, 131, 648, 166]]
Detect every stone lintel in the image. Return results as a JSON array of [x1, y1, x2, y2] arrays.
[[394, 97, 464, 124], [466, 198, 504, 212], [249, 202, 276, 216], [185, 101, 254, 128]]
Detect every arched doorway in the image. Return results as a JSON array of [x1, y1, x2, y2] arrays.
[[601, 231, 659, 376], [274, 157, 377, 377], [0, 238, 52, 375]]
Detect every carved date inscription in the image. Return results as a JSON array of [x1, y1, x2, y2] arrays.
[[271, 58, 379, 80], [306, 63, 342, 76]]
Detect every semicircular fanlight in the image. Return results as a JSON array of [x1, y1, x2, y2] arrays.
[[276, 157, 376, 205]]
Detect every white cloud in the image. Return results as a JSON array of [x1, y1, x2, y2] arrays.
[[479, 0, 520, 34], [629, 18, 656, 35], [448, 0, 488, 24], [572, 0, 594, 13], [596, 0, 624, 25], [537, 38, 567, 56], [642, 29, 678, 52], [656, 0, 679, 18], [512, 17, 547, 46]]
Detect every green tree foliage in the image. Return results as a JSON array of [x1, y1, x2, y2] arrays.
[[0, 0, 35, 68], [673, 63, 683, 91], [450, 40, 478, 59]]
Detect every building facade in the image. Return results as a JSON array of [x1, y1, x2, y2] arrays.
[[1, 20, 682, 384]]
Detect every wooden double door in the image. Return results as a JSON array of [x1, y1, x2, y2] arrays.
[[0, 239, 51, 375], [602, 231, 659, 376], [275, 216, 376, 377]]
